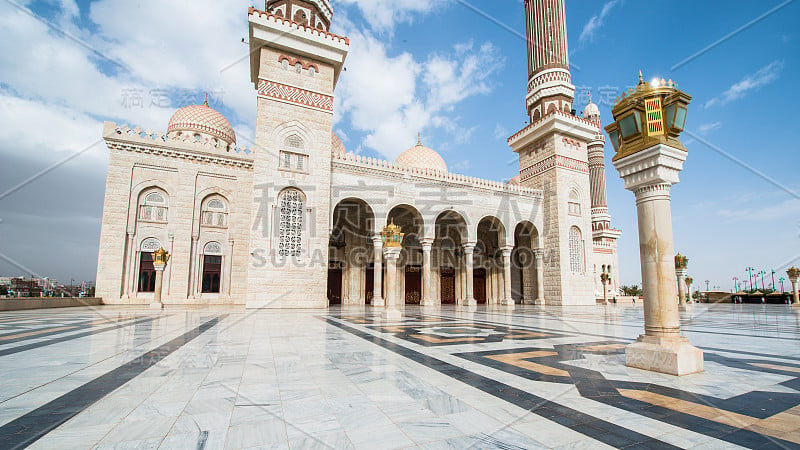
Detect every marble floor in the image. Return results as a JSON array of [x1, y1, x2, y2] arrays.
[[0, 304, 799, 449]]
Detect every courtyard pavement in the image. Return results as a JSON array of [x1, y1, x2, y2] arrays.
[[0, 304, 798, 449]]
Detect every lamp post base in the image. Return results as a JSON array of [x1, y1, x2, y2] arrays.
[[626, 335, 704, 376], [382, 308, 402, 321]]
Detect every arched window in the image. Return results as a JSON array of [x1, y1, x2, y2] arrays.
[[138, 238, 161, 293], [285, 135, 304, 150], [293, 9, 308, 25], [201, 196, 228, 228], [202, 242, 223, 294], [568, 189, 581, 216], [278, 189, 305, 257], [280, 135, 308, 171], [569, 227, 584, 274], [139, 189, 168, 223]]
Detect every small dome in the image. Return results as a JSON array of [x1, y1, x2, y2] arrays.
[[584, 101, 600, 120], [332, 132, 346, 156], [167, 103, 236, 145], [395, 139, 448, 173]]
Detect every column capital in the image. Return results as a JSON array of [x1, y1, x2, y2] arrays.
[[462, 242, 476, 253], [372, 234, 383, 246], [383, 246, 401, 260], [612, 144, 687, 194], [500, 246, 513, 257], [421, 238, 434, 250]]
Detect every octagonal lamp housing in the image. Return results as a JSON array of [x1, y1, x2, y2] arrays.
[[605, 75, 692, 162]]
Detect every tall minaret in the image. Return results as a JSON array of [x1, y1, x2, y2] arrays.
[[584, 95, 621, 295], [509, 0, 597, 306], [524, 0, 576, 122]]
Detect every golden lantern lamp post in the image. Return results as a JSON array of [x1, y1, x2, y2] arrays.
[[381, 221, 404, 319], [607, 72, 703, 376], [150, 247, 170, 310]]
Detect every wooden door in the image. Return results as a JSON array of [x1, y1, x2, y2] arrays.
[[327, 266, 343, 305], [474, 268, 487, 304], [365, 263, 374, 305], [405, 266, 422, 304], [441, 267, 456, 304]]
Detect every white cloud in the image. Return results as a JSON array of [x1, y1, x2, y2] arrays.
[[579, 0, 622, 45], [335, 30, 503, 158], [337, 0, 451, 33], [704, 61, 784, 108], [698, 122, 722, 135], [493, 123, 508, 140]]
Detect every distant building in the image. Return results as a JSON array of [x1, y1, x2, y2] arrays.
[[9, 278, 43, 298]]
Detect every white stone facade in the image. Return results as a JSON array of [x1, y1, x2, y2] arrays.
[[95, 2, 619, 308]]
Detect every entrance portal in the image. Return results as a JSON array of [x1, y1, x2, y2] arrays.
[[474, 268, 487, 304], [441, 267, 456, 304], [405, 265, 421, 304], [365, 263, 374, 305], [327, 262, 343, 305]]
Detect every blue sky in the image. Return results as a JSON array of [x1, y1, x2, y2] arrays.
[[0, 0, 798, 292]]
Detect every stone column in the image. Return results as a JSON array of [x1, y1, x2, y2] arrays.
[[535, 248, 545, 305], [461, 244, 477, 306], [676, 268, 688, 306], [383, 247, 402, 319], [372, 236, 384, 307], [501, 246, 514, 306], [601, 272, 609, 305], [421, 239, 435, 306], [613, 144, 703, 376], [152, 265, 165, 309], [788, 267, 799, 306]]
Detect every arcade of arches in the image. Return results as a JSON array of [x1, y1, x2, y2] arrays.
[[327, 200, 544, 306]]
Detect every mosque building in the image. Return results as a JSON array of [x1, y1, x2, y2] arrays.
[[95, 0, 620, 308]]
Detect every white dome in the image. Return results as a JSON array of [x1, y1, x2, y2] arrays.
[[584, 101, 601, 121], [395, 142, 448, 173], [167, 103, 236, 145]]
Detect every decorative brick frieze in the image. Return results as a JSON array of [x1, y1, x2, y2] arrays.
[[257, 79, 334, 112], [520, 155, 589, 181]]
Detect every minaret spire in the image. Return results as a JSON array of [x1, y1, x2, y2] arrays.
[[524, 0, 575, 121]]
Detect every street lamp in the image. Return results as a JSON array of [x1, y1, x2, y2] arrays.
[[771, 270, 776, 293], [705, 280, 710, 292], [758, 270, 766, 291], [733, 277, 739, 292], [746, 267, 755, 293], [780, 277, 786, 294]]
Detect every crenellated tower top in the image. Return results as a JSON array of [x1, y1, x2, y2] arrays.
[[524, 0, 575, 122], [265, 0, 333, 31]]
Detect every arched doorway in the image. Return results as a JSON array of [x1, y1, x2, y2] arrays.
[[387, 205, 424, 304], [513, 222, 539, 304], [329, 199, 375, 305], [434, 211, 468, 304], [476, 217, 507, 305]]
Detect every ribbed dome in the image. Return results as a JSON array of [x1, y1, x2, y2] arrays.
[[331, 132, 346, 156], [584, 101, 600, 119], [167, 103, 236, 145], [396, 142, 448, 173]]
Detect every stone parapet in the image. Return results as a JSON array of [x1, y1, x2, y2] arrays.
[[103, 122, 254, 169], [332, 153, 543, 199]]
